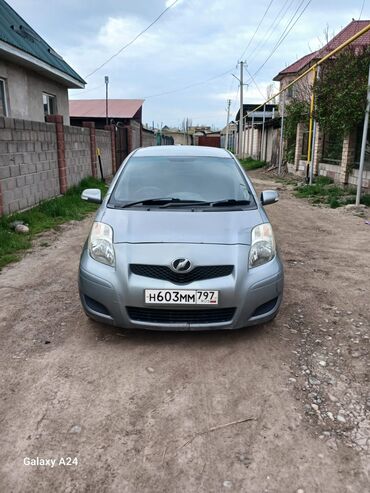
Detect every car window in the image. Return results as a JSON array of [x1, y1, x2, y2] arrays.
[[109, 156, 253, 206]]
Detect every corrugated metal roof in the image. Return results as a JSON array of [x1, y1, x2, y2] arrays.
[[0, 0, 85, 85], [274, 20, 370, 80], [69, 99, 144, 118]]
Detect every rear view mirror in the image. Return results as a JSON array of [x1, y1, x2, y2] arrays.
[[81, 188, 102, 204], [260, 190, 279, 206]]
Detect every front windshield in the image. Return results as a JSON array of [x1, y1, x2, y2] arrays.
[[110, 156, 253, 206]]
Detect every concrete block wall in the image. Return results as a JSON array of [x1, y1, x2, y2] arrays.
[[0, 115, 114, 216], [0, 116, 59, 214], [142, 130, 156, 148], [96, 129, 113, 178], [64, 126, 91, 187], [318, 163, 342, 182], [348, 169, 370, 189]]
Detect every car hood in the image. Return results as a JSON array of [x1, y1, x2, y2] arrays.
[[100, 208, 264, 245]]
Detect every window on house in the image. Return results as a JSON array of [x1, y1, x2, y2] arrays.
[[286, 85, 294, 98], [301, 128, 309, 160], [322, 133, 343, 165], [0, 79, 7, 116], [43, 93, 57, 117]]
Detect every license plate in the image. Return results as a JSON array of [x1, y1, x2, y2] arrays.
[[145, 289, 219, 305]]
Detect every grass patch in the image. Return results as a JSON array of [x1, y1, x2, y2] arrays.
[[239, 157, 267, 170], [0, 177, 106, 271], [294, 175, 370, 208]]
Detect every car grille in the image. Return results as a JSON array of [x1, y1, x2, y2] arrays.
[[130, 264, 233, 284], [126, 306, 236, 324]]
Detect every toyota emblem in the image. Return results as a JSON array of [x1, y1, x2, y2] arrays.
[[171, 258, 193, 273]]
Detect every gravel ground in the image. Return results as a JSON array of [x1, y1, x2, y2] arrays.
[[0, 169, 369, 493]]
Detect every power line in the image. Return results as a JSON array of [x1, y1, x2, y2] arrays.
[[246, 0, 296, 66], [239, 0, 275, 61], [143, 67, 235, 99], [359, 0, 366, 19], [245, 67, 265, 99], [70, 83, 106, 94], [248, 0, 312, 81], [85, 0, 180, 78]]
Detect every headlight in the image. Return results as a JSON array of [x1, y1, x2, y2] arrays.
[[88, 222, 115, 267], [249, 223, 276, 268]]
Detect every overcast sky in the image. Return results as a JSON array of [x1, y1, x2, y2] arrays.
[[8, 0, 369, 128]]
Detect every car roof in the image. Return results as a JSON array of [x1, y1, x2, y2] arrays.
[[133, 145, 232, 158]]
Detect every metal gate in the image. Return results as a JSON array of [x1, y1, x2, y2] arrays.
[[115, 125, 128, 168], [198, 135, 221, 148]]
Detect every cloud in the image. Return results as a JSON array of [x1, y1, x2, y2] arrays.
[[8, 0, 368, 128]]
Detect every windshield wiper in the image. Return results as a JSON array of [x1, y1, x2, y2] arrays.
[[159, 199, 210, 208], [111, 197, 251, 209], [160, 198, 251, 208], [112, 198, 206, 209], [210, 199, 251, 207]]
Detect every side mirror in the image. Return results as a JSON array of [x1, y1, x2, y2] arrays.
[[260, 190, 279, 206], [81, 188, 102, 204]]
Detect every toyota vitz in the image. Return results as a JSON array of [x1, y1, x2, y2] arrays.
[[79, 146, 283, 330]]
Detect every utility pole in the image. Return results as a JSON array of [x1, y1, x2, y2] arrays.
[[232, 63, 246, 158], [278, 91, 286, 175], [224, 99, 231, 150], [356, 64, 370, 205], [105, 75, 109, 126], [250, 113, 255, 158], [261, 104, 266, 161], [239, 61, 244, 158], [309, 120, 317, 185]]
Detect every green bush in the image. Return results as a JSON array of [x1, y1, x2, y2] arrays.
[[294, 175, 359, 208], [0, 177, 106, 270], [239, 158, 267, 170]]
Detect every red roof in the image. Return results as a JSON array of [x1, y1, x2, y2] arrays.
[[69, 99, 144, 118], [273, 51, 318, 80], [274, 20, 370, 80]]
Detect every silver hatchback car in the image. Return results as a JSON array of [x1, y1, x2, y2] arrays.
[[79, 146, 283, 330]]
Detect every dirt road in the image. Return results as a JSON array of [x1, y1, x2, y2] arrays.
[[0, 169, 369, 492]]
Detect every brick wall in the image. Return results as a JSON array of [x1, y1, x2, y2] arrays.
[[64, 126, 91, 187], [294, 123, 304, 170], [0, 115, 114, 216], [96, 129, 113, 178], [287, 123, 369, 190], [0, 117, 59, 214]]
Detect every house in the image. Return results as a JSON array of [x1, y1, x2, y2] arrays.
[[161, 126, 191, 145], [0, 0, 85, 123], [273, 20, 370, 97], [272, 20, 370, 187], [235, 103, 277, 159], [70, 99, 145, 163], [69, 99, 144, 129], [221, 121, 238, 151]]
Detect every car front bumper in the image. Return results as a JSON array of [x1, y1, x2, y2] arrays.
[[78, 243, 284, 331]]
